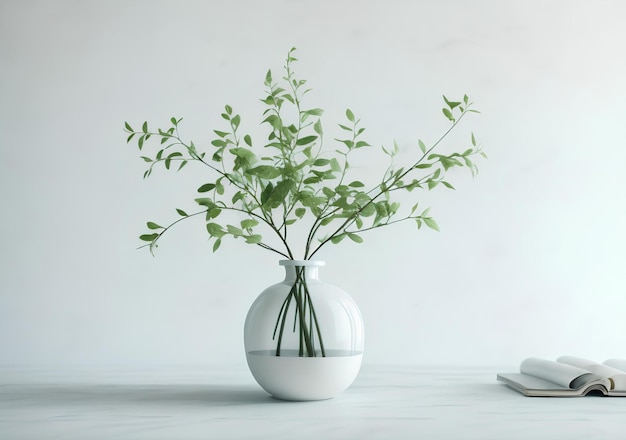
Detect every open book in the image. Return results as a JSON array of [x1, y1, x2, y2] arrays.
[[497, 356, 626, 396]]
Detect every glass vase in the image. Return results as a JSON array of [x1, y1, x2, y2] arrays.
[[244, 260, 364, 400]]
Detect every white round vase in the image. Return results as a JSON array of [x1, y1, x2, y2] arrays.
[[244, 260, 364, 401]]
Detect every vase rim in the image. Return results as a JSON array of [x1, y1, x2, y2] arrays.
[[279, 259, 325, 267]]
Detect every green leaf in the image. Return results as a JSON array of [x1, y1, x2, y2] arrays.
[[322, 187, 335, 199], [424, 217, 440, 231], [214, 130, 229, 138], [232, 191, 245, 204], [206, 223, 225, 238], [198, 183, 216, 193], [313, 158, 330, 166], [303, 176, 321, 185], [295, 207, 306, 218], [260, 182, 274, 204], [348, 233, 363, 243], [300, 194, 327, 208], [142, 121, 148, 133], [247, 165, 280, 179], [443, 95, 461, 109], [124, 121, 133, 132], [229, 147, 256, 163], [195, 198, 215, 207], [139, 233, 158, 242], [212, 238, 222, 252], [418, 139, 427, 154], [360, 203, 376, 217], [330, 233, 346, 244], [296, 135, 318, 146], [264, 69, 272, 86], [146, 221, 163, 230], [215, 181, 225, 195], [225, 105, 233, 115], [333, 196, 349, 210], [337, 139, 354, 149], [301, 146, 313, 158], [263, 114, 282, 130], [231, 114, 241, 130], [241, 219, 258, 229], [348, 180, 365, 188], [244, 134, 252, 146], [165, 152, 182, 170], [442, 181, 456, 190], [206, 207, 221, 219], [227, 225, 243, 236], [471, 132, 477, 146], [176, 208, 188, 217], [313, 119, 323, 136], [375, 201, 389, 217], [268, 180, 294, 206], [346, 109, 355, 122], [320, 217, 334, 226], [245, 234, 263, 244], [304, 108, 324, 116], [442, 108, 455, 121], [335, 185, 349, 195]]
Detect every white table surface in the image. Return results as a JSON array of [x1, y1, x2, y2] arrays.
[[2, 364, 625, 439]]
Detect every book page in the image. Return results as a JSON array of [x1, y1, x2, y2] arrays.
[[557, 356, 626, 390], [520, 357, 595, 389]]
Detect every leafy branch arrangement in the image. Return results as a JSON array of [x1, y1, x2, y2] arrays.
[[125, 48, 485, 358], [126, 48, 485, 261]]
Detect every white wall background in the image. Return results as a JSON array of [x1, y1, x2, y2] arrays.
[[1, 0, 625, 369]]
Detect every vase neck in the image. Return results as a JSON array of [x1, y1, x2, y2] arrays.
[[280, 260, 324, 282]]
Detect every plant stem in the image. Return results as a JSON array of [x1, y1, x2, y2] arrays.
[[272, 265, 325, 357]]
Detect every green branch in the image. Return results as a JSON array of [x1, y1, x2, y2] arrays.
[[127, 48, 485, 263]]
